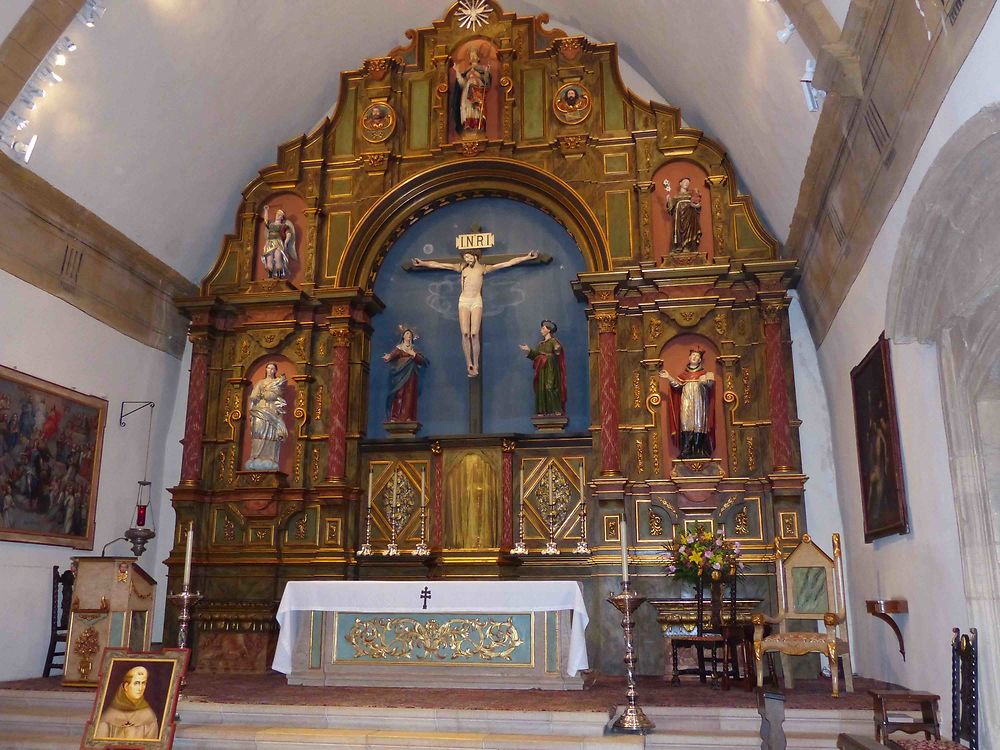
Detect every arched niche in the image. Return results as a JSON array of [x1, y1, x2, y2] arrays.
[[448, 37, 502, 142], [886, 103, 1000, 745], [651, 160, 714, 264], [656, 333, 726, 475], [253, 192, 307, 285], [335, 157, 612, 291], [240, 356, 299, 476], [367, 196, 589, 437]]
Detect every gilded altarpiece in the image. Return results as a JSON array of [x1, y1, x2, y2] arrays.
[[170, 1, 805, 675]]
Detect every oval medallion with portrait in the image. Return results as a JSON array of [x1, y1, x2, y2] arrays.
[[553, 83, 592, 126], [360, 102, 397, 143]]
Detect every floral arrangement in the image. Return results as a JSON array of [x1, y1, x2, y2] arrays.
[[666, 524, 744, 585]]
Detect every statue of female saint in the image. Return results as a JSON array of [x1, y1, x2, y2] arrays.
[[452, 48, 491, 135], [259, 205, 297, 279], [383, 327, 428, 424], [659, 348, 715, 459], [519, 320, 567, 416], [663, 177, 703, 252], [244, 362, 288, 471]]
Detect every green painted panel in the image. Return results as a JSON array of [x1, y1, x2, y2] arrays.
[[110, 612, 125, 647], [310, 611, 323, 669], [328, 176, 352, 198], [604, 154, 628, 174], [334, 612, 533, 665], [213, 511, 238, 544], [522, 68, 545, 140], [325, 212, 352, 279], [735, 213, 767, 251], [546, 611, 558, 673], [792, 567, 829, 614], [334, 87, 357, 156], [288, 510, 317, 544], [409, 79, 431, 151], [605, 191, 633, 258], [602, 62, 625, 131]]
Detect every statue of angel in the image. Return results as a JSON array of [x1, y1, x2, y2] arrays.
[[260, 205, 297, 279]]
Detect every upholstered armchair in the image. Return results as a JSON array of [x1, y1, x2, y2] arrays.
[[753, 533, 854, 697]]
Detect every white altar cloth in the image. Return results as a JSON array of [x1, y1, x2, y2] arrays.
[[272, 580, 590, 677]]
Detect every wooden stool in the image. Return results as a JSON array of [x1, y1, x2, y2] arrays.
[[870, 689, 941, 743]]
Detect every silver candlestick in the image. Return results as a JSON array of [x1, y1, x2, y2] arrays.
[[607, 581, 654, 734], [415, 466, 429, 556], [575, 466, 590, 554], [167, 584, 203, 650], [512, 464, 528, 555], [359, 465, 373, 556]]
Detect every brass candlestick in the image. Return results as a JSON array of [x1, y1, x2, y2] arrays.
[[607, 581, 655, 734], [167, 584, 203, 650]]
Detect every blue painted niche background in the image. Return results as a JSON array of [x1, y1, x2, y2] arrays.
[[368, 197, 589, 437]]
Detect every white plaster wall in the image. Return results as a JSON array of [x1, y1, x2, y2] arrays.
[[0, 270, 183, 680], [812, 3, 1000, 718]]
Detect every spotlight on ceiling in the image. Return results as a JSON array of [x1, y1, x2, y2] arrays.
[[1, 133, 36, 162], [79, 0, 107, 27], [777, 16, 796, 44], [39, 66, 63, 84], [3, 113, 29, 131], [61, 37, 78, 53], [53, 53, 67, 66], [800, 59, 826, 112]]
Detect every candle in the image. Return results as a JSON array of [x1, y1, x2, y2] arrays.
[[182, 522, 194, 588], [620, 516, 630, 583]]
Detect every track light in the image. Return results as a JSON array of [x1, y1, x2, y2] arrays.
[[79, 0, 106, 27], [61, 38, 77, 53], [39, 66, 62, 84], [800, 59, 825, 112], [777, 16, 796, 44], [1, 134, 37, 163], [3, 113, 29, 131], [53, 53, 67, 66]]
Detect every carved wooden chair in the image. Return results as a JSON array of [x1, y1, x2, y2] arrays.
[[42, 565, 74, 677], [753, 533, 853, 697], [836, 629, 978, 750]]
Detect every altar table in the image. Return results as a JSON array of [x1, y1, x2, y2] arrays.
[[273, 580, 589, 690]]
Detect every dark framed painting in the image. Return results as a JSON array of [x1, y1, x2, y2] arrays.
[[850, 333, 909, 543], [82, 648, 189, 750], [0, 364, 106, 548]]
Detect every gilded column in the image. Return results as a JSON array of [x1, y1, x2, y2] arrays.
[[179, 333, 210, 485], [431, 441, 444, 549], [500, 439, 515, 550], [326, 326, 352, 480], [595, 311, 621, 475], [762, 302, 793, 472]]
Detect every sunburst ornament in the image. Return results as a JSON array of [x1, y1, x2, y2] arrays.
[[456, 0, 493, 30]]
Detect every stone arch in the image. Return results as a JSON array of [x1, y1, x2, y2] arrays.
[[334, 157, 613, 290], [886, 103, 1000, 746]]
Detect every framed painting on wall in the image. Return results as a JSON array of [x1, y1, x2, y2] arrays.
[[0, 364, 106, 548], [81, 648, 189, 749], [850, 333, 909, 543]]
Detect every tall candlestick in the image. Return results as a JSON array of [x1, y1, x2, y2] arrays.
[[619, 516, 629, 583], [415, 466, 429, 556], [182, 522, 194, 588], [575, 461, 589, 554], [512, 463, 527, 555], [360, 466, 373, 556]]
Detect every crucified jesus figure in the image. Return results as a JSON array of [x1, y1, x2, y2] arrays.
[[411, 247, 539, 377]]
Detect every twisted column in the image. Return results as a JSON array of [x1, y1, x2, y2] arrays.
[[326, 326, 352, 480]]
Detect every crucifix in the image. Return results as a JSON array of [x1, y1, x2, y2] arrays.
[[420, 586, 432, 610], [406, 226, 550, 433]]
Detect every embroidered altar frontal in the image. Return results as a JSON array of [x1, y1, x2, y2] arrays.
[[291, 610, 578, 690]]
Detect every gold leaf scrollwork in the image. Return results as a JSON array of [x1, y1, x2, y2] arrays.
[[651, 430, 661, 475], [730, 431, 739, 475], [635, 438, 645, 474], [217, 450, 226, 483], [735, 506, 750, 535], [311, 449, 320, 483], [74, 626, 100, 681], [430, 441, 443, 455], [294, 335, 307, 361], [530, 465, 573, 532], [632, 371, 641, 409], [501, 438, 516, 453], [223, 516, 236, 542], [647, 319, 662, 340], [313, 385, 324, 423], [742, 368, 752, 406], [649, 509, 663, 536], [761, 303, 783, 326], [714, 311, 727, 337], [746, 435, 756, 472], [294, 443, 303, 483], [594, 311, 617, 334], [346, 616, 524, 661], [294, 514, 308, 541]]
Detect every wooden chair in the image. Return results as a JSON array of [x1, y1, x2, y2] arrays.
[[753, 533, 853, 697], [837, 629, 978, 750], [670, 567, 745, 690], [42, 565, 74, 677]]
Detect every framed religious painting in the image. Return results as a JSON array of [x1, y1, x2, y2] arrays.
[[0, 364, 106, 548], [81, 648, 189, 750], [850, 333, 909, 543]]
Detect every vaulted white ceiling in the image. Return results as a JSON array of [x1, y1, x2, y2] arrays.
[[14, 0, 819, 282]]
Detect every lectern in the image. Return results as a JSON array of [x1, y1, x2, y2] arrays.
[[62, 557, 156, 687]]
